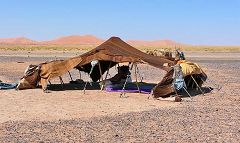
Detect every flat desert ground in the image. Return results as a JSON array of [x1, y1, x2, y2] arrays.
[[0, 50, 239, 142]]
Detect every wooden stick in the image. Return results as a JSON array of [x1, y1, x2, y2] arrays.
[[191, 75, 205, 95], [98, 61, 104, 91], [101, 62, 112, 90], [104, 62, 112, 80], [59, 76, 64, 89], [134, 63, 141, 93], [120, 74, 130, 98], [68, 71, 73, 81], [83, 81, 88, 94], [182, 87, 192, 99], [79, 70, 81, 79], [136, 64, 143, 82], [197, 75, 213, 93], [98, 61, 103, 82]]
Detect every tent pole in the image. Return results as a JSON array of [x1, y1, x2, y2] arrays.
[[68, 71, 73, 81], [59, 76, 64, 89], [120, 74, 131, 98], [136, 64, 143, 82], [173, 86, 179, 96], [134, 63, 141, 93], [83, 82, 88, 94], [104, 61, 112, 80], [197, 75, 213, 93], [187, 76, 191, 87], [79, 70, 81, 79], [98, 61, 104, 90], [101, 61, 112, 90], [191, 75, 205, 95], [182, 87, 192, 99], [198, 75, 222, 91]]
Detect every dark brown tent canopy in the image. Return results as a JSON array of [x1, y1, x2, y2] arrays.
[[18, 37, 177, 97], [74, 37, 174, 81]]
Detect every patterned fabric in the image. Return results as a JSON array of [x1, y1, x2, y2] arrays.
[[0, 82, 17, 90]]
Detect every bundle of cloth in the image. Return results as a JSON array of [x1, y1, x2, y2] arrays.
[[0, 80, 17, 90]]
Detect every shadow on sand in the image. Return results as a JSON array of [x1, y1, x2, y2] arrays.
[[47, 82, 101, 91], [46, 82, 212, 98], [177, 87, 213, 98]]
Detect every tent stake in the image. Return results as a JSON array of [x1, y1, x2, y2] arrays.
[[191, 75, 205, 95]]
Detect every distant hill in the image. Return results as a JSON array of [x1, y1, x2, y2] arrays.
[[127, 40, 184, 47], [0, 37, 38, 45], [0, 35, 184, 47], [42, 35, 104, 45]]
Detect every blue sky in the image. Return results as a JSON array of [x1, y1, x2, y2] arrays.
[[0, 0, 239, 45]]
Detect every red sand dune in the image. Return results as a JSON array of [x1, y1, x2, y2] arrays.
[[127, 40, 183, 47], [42, 35, 104, 45], [0, 35, 184, 47], [0, 37, 38, 45]]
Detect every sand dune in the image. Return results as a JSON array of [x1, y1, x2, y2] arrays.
[[42, 35, 104, 45], [127, 39, 184, 47], [0, 35, 184, 47], [0, 37, 38, 45]]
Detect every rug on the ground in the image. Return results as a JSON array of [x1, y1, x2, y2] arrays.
[[105, 82, 156, 94]]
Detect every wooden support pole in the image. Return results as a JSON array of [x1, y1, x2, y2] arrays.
[[191, 75, 205, 95], [134, 63, 141, 93], [104, 62, 112, 80], [101, 62, 112, 90], [79, 70, 81, 79], [182, 87, 192, 99], [68, 71, 73, 81], [98, 61, 104, 91], [136, 65, 143, 82], [98, 62, 103, 82], [197, 75, 213, 93], [59, 76, 64, 89], [83, 81, 88, 94], [120, 74, 131, 98]]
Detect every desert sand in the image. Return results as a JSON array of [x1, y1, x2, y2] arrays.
[[0, 50, 239, 142]]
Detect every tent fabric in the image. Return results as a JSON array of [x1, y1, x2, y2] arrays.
[[39, 57, 82, 89], [38, 37, 174, 89], [153, 60, 207, 98], [17, 36, 207, 99], [75, 37, 174, 70], [177, 60, 204, 76], [18, 37, 174, 90], [152, 60, 207, 98], [152, 68, 175, 98]]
